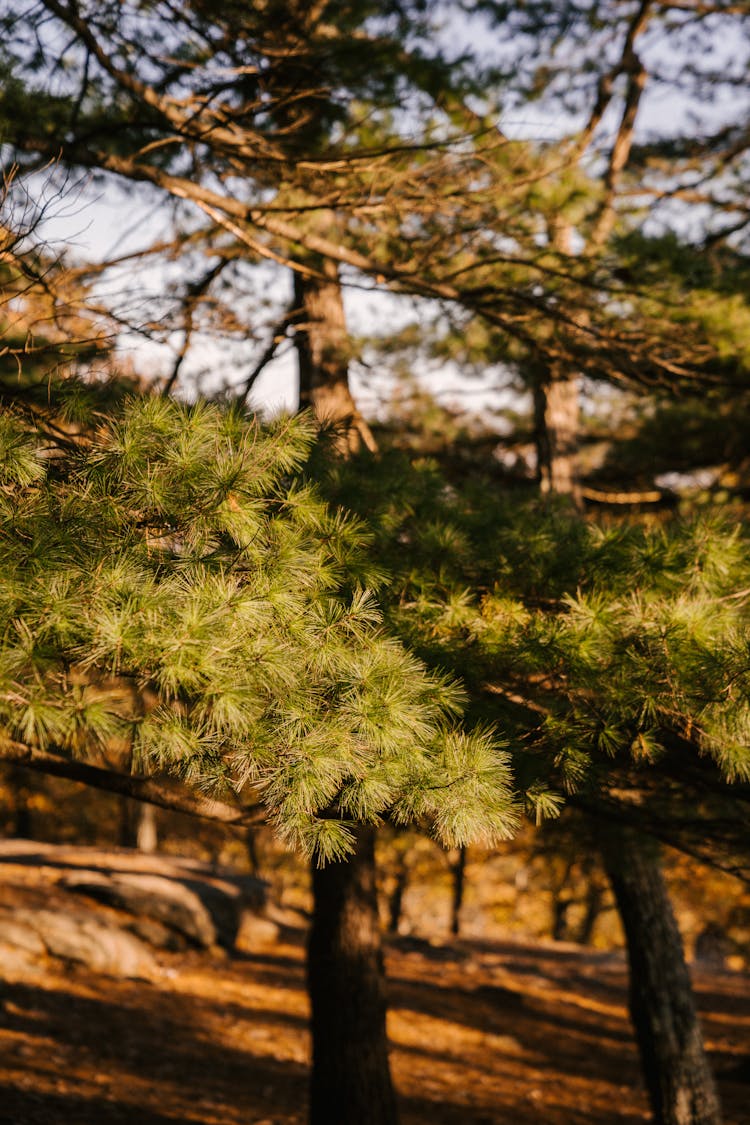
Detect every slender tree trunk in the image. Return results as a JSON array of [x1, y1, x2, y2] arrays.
[[601, 826, 722, 1125], [293, 264, 376, 454], [387, 854, 409, 936], [449, 845, 467, 938], [119, 798, 158, 853], [5, 765, 33, 838], [307, 826, 399, 1125], [532, 216, 582, 505], [119, 795, 135, 847], [575, 874, 605, 946], [246, 827, 261, 877], [552, 894, 573, 942], [136, 802, 158, 853], [295, 252, 388, 1123], [533, 368, 581, 503]]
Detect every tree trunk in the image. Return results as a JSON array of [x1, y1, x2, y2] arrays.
[[5, 765, 33, 838], [533, 369, 581, 503], [296, 252, 387, 1124], [136, 802, 158, 853], [293, 264, 376, 455], [449, 845, 467, 938], [552, 894, 573, 942], [245, 827, 261, 877], [307, 826, 399, 1125], [575, 874, 606, 946], [119, 798, 158, 853], [601, 826, 722, 1125], [387, 854, 409, 937], [532, 216, 582, 505]]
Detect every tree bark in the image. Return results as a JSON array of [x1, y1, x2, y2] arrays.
[[533, 368, 581, 503], [293, 264, 376, 455], [307, 826, 399, 1125], [601, 826, 722, 1125]]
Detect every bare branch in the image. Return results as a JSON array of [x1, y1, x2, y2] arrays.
[[237, 309, 296, 406], [589, 0, 654, 249], [0, 738, 265, 828], [161, 258, 228, 396]]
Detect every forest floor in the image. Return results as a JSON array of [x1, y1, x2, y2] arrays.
[[2, 916, 750, 1125]]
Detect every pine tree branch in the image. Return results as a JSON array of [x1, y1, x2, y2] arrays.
[[236, 308, 296, 406], [573, 0, 653, 165], [482, 682, 552, 717], [161, 258, 228, 396], [0, 738, 265, 828], [588, 0, 653, 249]]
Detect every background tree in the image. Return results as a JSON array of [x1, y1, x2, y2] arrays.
[[0, 0, 506, 426], [358, 0, 750, 504], [318, 430, 750, 1124], [5, 0, 722, 438]]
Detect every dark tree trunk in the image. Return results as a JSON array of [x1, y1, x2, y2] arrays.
[[119, 796, 136, 847], [548, 855, 575, 942], [293, 265, 376, 454], [449, 845, 467, 938], [307, 826, 399, 1125], [245, 827, 261, 877], [533, 369, 581, 504], [296, 251, 387, 1124], [601, 827, 722, 1125], [5, 765, 33, 838], [552, 895, 573, 942]]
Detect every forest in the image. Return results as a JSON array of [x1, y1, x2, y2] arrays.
[[0, 2, 750, 1124]]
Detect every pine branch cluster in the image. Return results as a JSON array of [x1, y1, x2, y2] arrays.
[[0, 397, 518, 860], [322, 451, 750, 831]]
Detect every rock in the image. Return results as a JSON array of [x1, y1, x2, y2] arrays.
[[0, 840, 271, 969], [127, 915, 190, 951], [0, 906, 156, 979], [0, 941, 41, 976], [60, 871, 218, 948], [0, 912, 47, 956]]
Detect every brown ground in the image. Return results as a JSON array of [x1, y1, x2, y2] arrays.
[[2, 917, 750, 1125]]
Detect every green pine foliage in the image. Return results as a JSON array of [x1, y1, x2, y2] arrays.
[[0, 397, 518, 861], [319, 449, 750, 826]]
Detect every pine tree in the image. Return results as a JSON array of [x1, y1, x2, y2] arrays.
[[320, 439, 750, 1125], [1, 395, 517, 855], [5, 7, 750, 1120], [0, 392, 518, 1123]]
